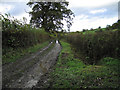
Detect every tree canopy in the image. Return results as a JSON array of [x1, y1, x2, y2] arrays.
[[27, 2, 74, 32]]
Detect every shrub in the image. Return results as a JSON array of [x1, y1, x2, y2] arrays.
[[66, 30, 120, 64], [1, 14, 51, 55]]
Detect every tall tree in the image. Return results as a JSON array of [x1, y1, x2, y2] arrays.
[[27, 2, 74, 32]]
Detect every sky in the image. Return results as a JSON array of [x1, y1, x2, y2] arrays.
[[0, 0, 119, 32]]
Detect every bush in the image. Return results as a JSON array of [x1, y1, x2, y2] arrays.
[[66, 30, 120, 64], [1, 14, 51, 55]]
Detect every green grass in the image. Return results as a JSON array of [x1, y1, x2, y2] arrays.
[[82, 28, 118, 35], [2, 41, 50, 64], [82, 30, 95, 34], [47, 41, 120, 88]]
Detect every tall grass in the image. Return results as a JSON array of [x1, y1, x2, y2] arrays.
[[1, 14, 51, 60], [66, 30, 120, 64]]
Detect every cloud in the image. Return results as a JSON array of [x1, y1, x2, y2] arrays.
[[68, 1, 118, 32], [70, 2, 117, 18], [68, 0, 118, 8], [13, 13, 31, 24], [0, 2, 31, 24], [0, 2, 31, 15], [75, 14, 88, 20], [0, 0, 29, 2], [0, 4, 14, 14], [70, 15, 117, 32], [90, 9, 107, 14]]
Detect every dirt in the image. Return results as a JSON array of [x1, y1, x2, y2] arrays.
[[2, 40, 61, 88]]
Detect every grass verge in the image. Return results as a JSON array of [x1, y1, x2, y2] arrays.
[[2, 41, 50, 65], [46, 41, 119, 88]]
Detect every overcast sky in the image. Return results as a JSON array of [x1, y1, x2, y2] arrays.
[[0, 0, 119, 32]]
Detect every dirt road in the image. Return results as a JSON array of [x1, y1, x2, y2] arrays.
[[2, 40, 61, 88]]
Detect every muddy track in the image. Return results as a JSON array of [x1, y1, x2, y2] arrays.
[[2, 40, 61, 88]]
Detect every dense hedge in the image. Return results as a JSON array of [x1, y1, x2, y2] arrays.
[[1, 14, 50, 55], [66, 30, 120, 64]]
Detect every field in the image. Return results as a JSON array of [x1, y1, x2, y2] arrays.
[[44, 41, 120, 88]]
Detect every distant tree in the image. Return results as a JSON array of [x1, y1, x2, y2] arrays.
[[90, 28, 93, 31], [109, 20, 120, 30], [117, 19, 120, 23], [27, 2, 75, 32], [106, 25, 111, 30], [97, 26, 103, 32], [117, 20, 120, 29], [76, 31, 80, 33], [112, 23, 118, 29], [83, 29, 86, 32], [98, 26, 101, 29]]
